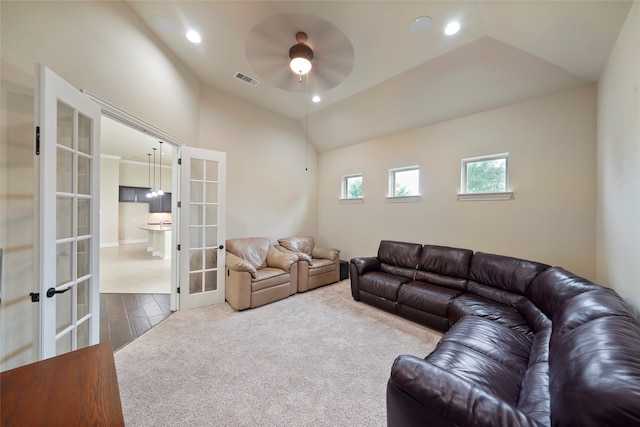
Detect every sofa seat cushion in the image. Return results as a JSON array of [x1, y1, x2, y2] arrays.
[[251, 268, 290, 292], [428, 316, 532, 404], [308, 258, 335, 276], [449, 293, 532, 335], [359, 272, 410, 301], [398, 281, 462, 318]]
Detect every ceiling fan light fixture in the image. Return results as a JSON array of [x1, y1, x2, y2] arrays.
[[289, 32, 314, 75]]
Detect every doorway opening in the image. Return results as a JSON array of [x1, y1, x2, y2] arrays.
[[90, 94, 182, 350]]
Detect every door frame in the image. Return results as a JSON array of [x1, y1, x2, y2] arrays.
[[83, 92, 183, 311]]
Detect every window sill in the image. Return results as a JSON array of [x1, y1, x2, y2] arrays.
[[457, 192, 513, 201], [339, 198, 364, 204], [386, 195, 421, 203]]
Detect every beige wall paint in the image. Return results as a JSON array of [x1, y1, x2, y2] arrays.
[[198, 85, 319, 244], [318, 85, 597, 280], [0, 1, 200, 144], [100, 156, 120, 246], [597, 1, 640, 309]]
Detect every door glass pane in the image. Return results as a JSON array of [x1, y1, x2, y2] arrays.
[[205, 182, 218, 203], [56, 333, 72, 356], [56, 287, 72, 334], [57, 148, 73, 193], [77, 320, 90, 350], [205, 160, 218, 182], [77, 113, 92, 155], [190, 250, 202, 271], [190, 226, 203, 249], [205, 205, 218, 225], [56, 242, 73, 286], [190, 182, 203, 202], [205, 249, 217, 269], [191, 158, 203, 180], [77, 156, 91, 195], [57, 197, 73, 239], [204, 270, 217, 291], [205, 226, 218, 247], [77, 279, 89, 318], [77, 239, 90, 279], [190, 205, 203, 225], [57, 101, 73, 149], [77, 198, 90, 236], [189, 272, 202, 294]]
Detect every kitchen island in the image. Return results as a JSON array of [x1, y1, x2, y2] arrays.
[[139, 223, 172, 259]]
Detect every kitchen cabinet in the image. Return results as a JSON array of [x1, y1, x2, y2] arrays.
[[149, 192, 171, 213], [118, 186, 150, 203]]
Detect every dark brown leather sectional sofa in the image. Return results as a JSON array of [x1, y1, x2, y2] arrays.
[[350, 240, 640, 427]]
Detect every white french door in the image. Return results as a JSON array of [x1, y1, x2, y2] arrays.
[[37, 66, 101, 359], [178, 146, 226, 310]]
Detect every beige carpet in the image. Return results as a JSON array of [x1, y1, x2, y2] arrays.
[[114, 280, 442, 426]]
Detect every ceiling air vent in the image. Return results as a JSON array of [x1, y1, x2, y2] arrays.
[[234, 72, 260, 87]]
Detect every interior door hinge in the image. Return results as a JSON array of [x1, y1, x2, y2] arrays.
[[177, 287, 180, 294], [177, 244, 181, 251], [35, 126, 40, 155], [177, 201, 181, 208], [30, 292, 40, 302], [177, 158, 181, 165]]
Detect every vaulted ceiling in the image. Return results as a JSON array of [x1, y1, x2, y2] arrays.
[[123, 1, 632, 152]]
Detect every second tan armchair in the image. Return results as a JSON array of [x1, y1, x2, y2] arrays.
[[276, 236, 340, 292]]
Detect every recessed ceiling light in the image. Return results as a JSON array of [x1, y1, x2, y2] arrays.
[[409, 16, 432, 35], [444, 21, 460, 36], [312, 95, 321, 103], [186, 30, 202, 44]]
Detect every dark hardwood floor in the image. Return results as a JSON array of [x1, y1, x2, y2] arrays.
[[100, 293, 171, 352]]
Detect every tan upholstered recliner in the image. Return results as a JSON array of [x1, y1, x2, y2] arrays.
[[276, 236, 340, 292], [225, 237, 298, 310]]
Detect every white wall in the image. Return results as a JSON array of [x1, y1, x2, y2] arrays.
[[597, 1, 640, 309], [100, 156, 120, 246], [318, 85, 597, 280], [198, 85, 319, 244]]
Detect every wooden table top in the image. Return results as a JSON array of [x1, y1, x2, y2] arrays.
[[1, 342, 124, 426]]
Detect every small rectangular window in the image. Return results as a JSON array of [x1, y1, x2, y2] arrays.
[[341, 174, 363, 199], [459, 153, 512, 201], [389, 166, 420, 197]]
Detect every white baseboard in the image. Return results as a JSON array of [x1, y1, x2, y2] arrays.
[[118, 239, 149, 245], [100, 242, 119, 248]]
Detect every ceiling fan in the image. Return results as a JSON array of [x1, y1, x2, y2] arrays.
[[245, 13, 355, 93]]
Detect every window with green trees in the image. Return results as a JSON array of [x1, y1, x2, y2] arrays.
[[462, 154, 508, 193], [389, 166, 420, 197], [342, 174, 363, 199]]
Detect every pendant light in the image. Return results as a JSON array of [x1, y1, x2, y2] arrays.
[[146, 153, 153, 198], [157, 141, 164, 196], [151, 147, 157, 197]]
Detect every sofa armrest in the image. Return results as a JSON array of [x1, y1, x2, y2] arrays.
[[225, 269, 252, 310], [226, 251, 257, 278], [388, 355, 538, 427], [311, 245, 339, 261], [351, 256, 381, 275], [275, 244, 312, 263], [266, 246, 298, 272]]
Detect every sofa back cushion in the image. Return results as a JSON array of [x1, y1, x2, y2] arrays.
[[469, 252, 549, 295], [378, 240, 422, 280], [526, 267, 603, 320], [549, 314, 640, 426], [413, 245, 472, 291], [278, 236, 314, 255], [226, 237, 271, 269]]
